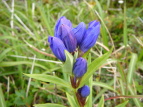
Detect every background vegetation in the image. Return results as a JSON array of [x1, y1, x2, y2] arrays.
[[0, 0, 143, 106]]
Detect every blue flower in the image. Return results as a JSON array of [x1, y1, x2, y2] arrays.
[[80, 21, 100, 52], [73, 57, 87, 78], [58, 24, 77, 52], [55, 16, 72, 38], [48, 36, 67, 62], [72, 22, 86, 46], [78, 85, 90, 97]]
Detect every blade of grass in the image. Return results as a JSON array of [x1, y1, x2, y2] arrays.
[[127, 53, 138, 84], [86, 54, 92, 107], [0, 48, 12, 62], [93, 79, 114, 103], [0, 61, 48, 70], [38, 4, 53, 36], [97, 95, 104, 107], [34, 103, 66, 107], [128, 85, 142, 107], [0, 85, 6, 107], [123, 0, 128, 46], [115, 100, 129, 107], [24, 74, 71, 89], [92, 81, 118, 94]]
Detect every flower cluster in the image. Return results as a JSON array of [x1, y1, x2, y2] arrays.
[[48, 16, 100, 61], [48, 16, 100, 106]]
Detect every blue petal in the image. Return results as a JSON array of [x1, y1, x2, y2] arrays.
[[59, 24, 77, 52], [80, 21, 100, 52], [72, 22, 86, 46], [79, 85, 90, 97], [48, 36, 67, 61], [73, 57, 87, 78], [54, 16, 72, 38]]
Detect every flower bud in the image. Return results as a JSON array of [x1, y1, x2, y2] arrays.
[[72, 22, 86, 46], [80, 21, 100, 52], [78, 85, 90, 97], [59, 24, 77, 52], [73, 57, 87, 78], [55, 16, 72, 38], [48, 36, 67, 62]]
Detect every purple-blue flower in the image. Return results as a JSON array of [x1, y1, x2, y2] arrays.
[[80, 21, 100, 52], [78, 85, 90, 97], [58, 24, 77, 52], [73, 57, 87, 78], [55, 16, 72, 38], [72, 22, 86, 46], [48, 36, 67, 62]]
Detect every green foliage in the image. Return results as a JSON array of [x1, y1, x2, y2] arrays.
[[24, 74, 71, 89], [115, 100, 129, 107], [97, 96, 104, 107], [34, 103, 66, 107], [80, 49, 112, 87], [0, 0, 143, 106], [0, 85, 6, 107]]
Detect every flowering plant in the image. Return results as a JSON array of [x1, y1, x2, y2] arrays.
[[25, 16, 112, 107]]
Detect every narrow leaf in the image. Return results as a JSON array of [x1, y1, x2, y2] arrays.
[[24, 74, 71, 89], [0, 48, 12, 62], [115, 100, 129, 107], [128, 85, 142, 107], [66, 93, 78, 107], [63, 50, 74, 75], [86, 53, 92, 107], [0, 85, 6, 107], [97, 96, 104, 107], [79, 49, 112, 87], [92, 81, 118, 94], [34, 103, 66, 107], [93, 80, 114, 103], [127, 53, 138, 84], [0, 61, 47, 70]]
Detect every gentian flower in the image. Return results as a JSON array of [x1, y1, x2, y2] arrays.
[[73, 57, 87, 78], [80, 21, 100, 52], [55, 16, 72, 38], [48, 36, 67, 62], [78, 85, 90, 97], [72, 22, 86, 46], [58, 24, 77, 52]]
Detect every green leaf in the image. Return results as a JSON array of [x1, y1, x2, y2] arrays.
[[62, 50, 74, 81], [115, 100, 129, 107], [0, 71, 18, 76], [0, 85, 6, 107], [0, 61, 47, 70], [63, 50, 74, 75], [97, 96, 104, 107], [85, 53, 92, 107], [93, 80, 114, 103], [0, 48, 12, 62], [34, 103, 66, 107], [127, 53, 138, 84], [128, 85, 142, 107], [135, 81, 143, 93], [92, 81, 118, 94], [0, 36, 18, 41], [66, 93, 78, 107], [85, 76, 93, 107], [79, 49, 112, 87], [24, 74, 71, 89]]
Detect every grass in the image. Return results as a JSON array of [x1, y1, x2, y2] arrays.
[[0, 0, 143, 107]]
